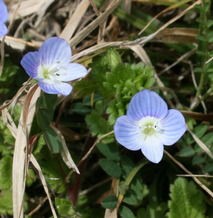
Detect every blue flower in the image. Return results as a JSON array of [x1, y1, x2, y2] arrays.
[[114, 89, 186, 163], [21, 37, 88, 96], [0, 0, 8, 37]]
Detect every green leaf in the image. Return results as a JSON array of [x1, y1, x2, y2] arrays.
[[102, 48, 122, 70], [104, 63, 155, 124], [194, 124, 208, 138], [55, 197, 78, 217], [0, 189, 12, 215], [99, 158, 121, 178], [192, 156, 205, 165], [36, 109, 53, 130], [123, 177, 149, 206], [202, 132, 213, 149], [85, 110, 111, 136], [120, 155, 135, 178], [120, 206, 136, 218], [0, 156, 12, 190], [0, 58, 21, 100], [203, 162, 213, 173], [177, 147, 195, 157], [75, 49, 122, 97], [36, 146, 67, 193], [101, 195, 117, 209], [0, 121, 14, 156], [43, 126, 63, 154], [36, 93, 57, 130], [97, 143, 120, 161], [71, 102, 91, 114], [26, 169, 37, 186], [136, 203, 167, 218], [167, 178, 206, 218]]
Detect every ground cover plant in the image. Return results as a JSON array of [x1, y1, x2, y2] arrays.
[[0, 0, 212, 217]]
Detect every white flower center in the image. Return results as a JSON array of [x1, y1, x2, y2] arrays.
[[38, 64, 60, 80], [138, 117, 161, 138]]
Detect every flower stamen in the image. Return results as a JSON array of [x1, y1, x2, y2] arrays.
[[39, 65, 60, 80], [138, 117, 160, 138]]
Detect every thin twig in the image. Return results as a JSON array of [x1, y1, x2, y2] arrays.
[[188, 128, 213, 159], [89, 0, 100, 16], [78, 131, 114, 166], [0, 37, 5, 76], [138, 0, 193, 35], [165, 150, 213, 198], [159, 47, 197, 74], [177, 174, 213, 178], [188, 60, 207, 113], [80, 178, 111, 196], [27, 197, 48, 217]]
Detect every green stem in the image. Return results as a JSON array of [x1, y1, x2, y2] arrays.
[[116, 161, 147, 209], [196, 0, 211, 97], [124, 161, 147, 187]]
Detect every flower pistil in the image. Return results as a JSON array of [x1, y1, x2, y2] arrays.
[[138, 116, 161, 138], [38, 65, 61, 80]]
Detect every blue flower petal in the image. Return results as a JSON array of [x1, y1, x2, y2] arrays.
[[127, 90, 168, 121], [21, 51, 40, 78], [160, 109, 186, 146], [57, 63, 88, 82], [140, 137, 164, 163], [114, 116, 143, 151], [0, 0, 8, 23], [0, 23, 8, 37], [38, 80, 72, 96], [39, 37, 71, 65]]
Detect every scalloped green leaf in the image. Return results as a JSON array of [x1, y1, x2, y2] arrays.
[[167, 178, 206, 218]]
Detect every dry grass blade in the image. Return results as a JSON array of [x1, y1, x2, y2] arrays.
[[133, 0, 188, 4], [71, 0, 199, 63], [60, 0, 90, 41], [69, 0, 121, 46], [51, 125, 80, 174], [1, 108, 17, 138], [133, 0, 201, 45], [104, 209, 117, 218], [206, 56, 213, 64], [123, 0, 132, 13], [127, 44, 152, 64], [10, 0, 55, 18], [61, 141, 80, 174], [165, 151, 213, 198], [0, 79, 32, 112], [155, 28, 198, 43], [138, 0, 193, 35], [188, 129, 213, 159], [30, 155, 58, 218], [22, 85, 39, 128], [12, 85, 40, 218], [0, 36, 39, 51], [72, 41, 123, 61], [34, 0, 56, 26], [0, 37, 5, 76], [181, 111, 213, 121]]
